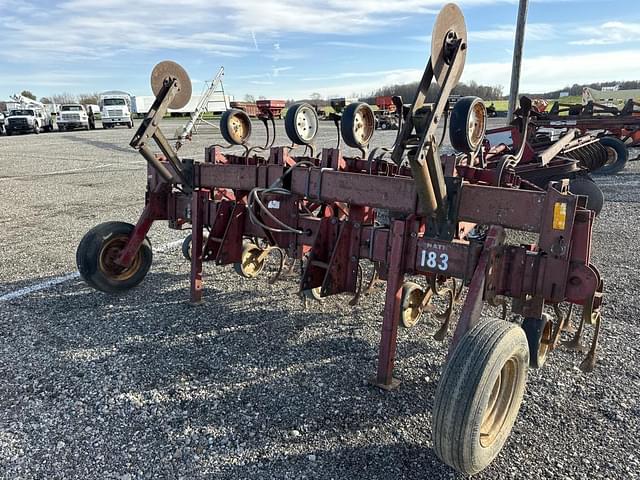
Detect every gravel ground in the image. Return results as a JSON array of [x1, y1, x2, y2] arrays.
[[0, 120, 639, 479]]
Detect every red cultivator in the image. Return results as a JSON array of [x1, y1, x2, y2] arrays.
[[76, 4, 604, 474]]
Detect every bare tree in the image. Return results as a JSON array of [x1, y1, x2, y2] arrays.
[[39, 97, 52, 104], [310, 92, 322, 101], [244, 94, 255, 102], [51, 93, 78, 104], [78, 92, 100, 105]]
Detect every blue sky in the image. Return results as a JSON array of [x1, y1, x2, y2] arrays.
[[1, 0, 639, 101]]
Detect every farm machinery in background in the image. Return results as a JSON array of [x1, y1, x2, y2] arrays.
[[526, 92, 640, 175], [374, 96, 399, 130], [76, 4, 605, 475]]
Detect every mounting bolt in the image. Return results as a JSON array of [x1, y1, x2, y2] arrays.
[[410, 232, 417, 238], [354, 222, 361, 229], [351, 255, 357, 262], [331, 218, 337, 225]]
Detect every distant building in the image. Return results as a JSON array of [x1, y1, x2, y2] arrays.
[[559, 91, 569, 98]]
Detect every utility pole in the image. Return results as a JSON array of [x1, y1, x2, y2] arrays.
[[507, 0, 528, 123]]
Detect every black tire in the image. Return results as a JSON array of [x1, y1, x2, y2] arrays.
[[182, 234, 193, 261], [596, 136, 628, 175], [33, 125, 40, 134], [449, 96, 487, 153], [284, 102, 318, 145], [340, 102, 375, 148], [220, 109, 252, 145], [6, 130, 12, 136], [76, 221, 153, 293], [128, 121, 133, 129], [433, 319, 529, 475], [521, 314, 552, 369], [569, 176, 604, 215]]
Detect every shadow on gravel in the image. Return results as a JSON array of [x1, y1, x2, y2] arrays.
[[64, 134, 135, 155], [1, 268, 462, 478]]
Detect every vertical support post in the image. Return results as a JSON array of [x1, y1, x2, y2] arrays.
[[190, 189, 208, 304], [507, 0, 529, 124], [371, 220, 406, 390], [449, 226, 505, 355]]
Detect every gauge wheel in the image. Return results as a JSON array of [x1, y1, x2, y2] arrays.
[[449, 96, 487, 153], [233, 242, 266, 278], [521, 314, 553, 369], [433, 319, 529, 475], [400, 281, 426, 328], [285, 102, 319, 145], [569, 176, 604, 216], [596, 136, 628, 175], [220, 109, 252, 145], [181, 233, 209, 261], [302, 287, 323, 301], [76, 221, 153, 293], [340, 102, 375, 148]]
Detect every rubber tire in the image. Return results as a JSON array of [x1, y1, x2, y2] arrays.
[[433, 319, 529, 475], [34, 125, 40, 134], [449, 96, 486, 153], [220, 109, 252, 145], [596, 136, 628, 175], [182, 234, 193, 261], [340, 102, 375, 148], [128, 121, 133, 129], [5, 130, 11, 136], [76, 221, 152, 293], [521, 315, 551, 369], [569, 176, 604, 216], [285, 102, 318, 145]]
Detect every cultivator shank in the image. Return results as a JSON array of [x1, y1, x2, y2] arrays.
[[76, 3, 605, 475]]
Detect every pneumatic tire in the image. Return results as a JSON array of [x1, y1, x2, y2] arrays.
[[76, 221, 152, 293], [433, 319, 529, 475], [596, 136, 628, 175]]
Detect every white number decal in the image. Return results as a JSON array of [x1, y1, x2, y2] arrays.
[[421, 250, 449, 271]]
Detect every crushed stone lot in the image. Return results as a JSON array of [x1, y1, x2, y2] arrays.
[[1, 120, 639, 479]]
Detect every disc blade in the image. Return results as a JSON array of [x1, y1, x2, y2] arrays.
[[150, 60, 192, 110], [431, 3, 467, 88]]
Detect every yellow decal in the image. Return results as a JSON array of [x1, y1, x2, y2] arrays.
[[553, 202, 567, 230]]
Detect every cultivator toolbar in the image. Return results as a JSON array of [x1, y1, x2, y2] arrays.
[[76, 4, 605, 475]]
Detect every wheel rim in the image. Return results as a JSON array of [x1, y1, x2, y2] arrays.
[[351, 105, 375, 147], [479, 357, 519, 448], [402, 287, 424, 328], [293, 105, 318, 144], [467, 101, 486, 150], [228, 114, 251, 144], [604, 146, 618, 166], [537, 319, 553, 364], [98, 236, 142, 281], [240, 246, 265, 277]]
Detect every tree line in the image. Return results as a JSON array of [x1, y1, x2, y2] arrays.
[[12, 90, 101, 105], [527, 81, 640, 99]]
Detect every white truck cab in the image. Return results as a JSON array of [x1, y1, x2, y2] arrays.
[[4, 107, 52, 135], [99, 91, 134, 129], [57, 104, 89, 131]]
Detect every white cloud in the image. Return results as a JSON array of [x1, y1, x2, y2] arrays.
[[469, 23, 555, 42], [462, 49, 640, 92], [570, 21, 640, 45]]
